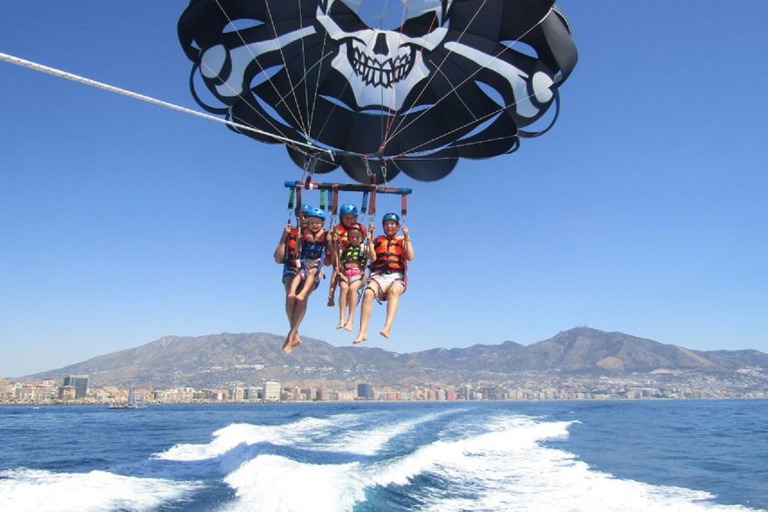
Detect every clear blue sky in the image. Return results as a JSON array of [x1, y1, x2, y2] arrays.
[[2, 1, 767, 378]]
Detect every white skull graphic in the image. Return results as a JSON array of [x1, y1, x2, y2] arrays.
[[317, 0, 451, 111]]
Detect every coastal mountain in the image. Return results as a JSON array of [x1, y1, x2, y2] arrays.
[[28, 327, 768, 388]]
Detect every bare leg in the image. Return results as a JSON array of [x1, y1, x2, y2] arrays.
[[380, 283, 405, 338], [283, 286, 310, 354], [295, 267, 317, 301], [353, 287, 376, 344], [283, 278, 294, 323], [337, 279, 349, 328], [327, 268, 338, 307], [344, 280, 363, 332], [287, 272, 302, 300]]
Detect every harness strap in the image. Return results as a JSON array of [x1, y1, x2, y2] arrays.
[[331, 185, 339, 216], [368, 178, 377, 219]]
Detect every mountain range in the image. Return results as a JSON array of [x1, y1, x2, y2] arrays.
[[27, 327, 768, 389]]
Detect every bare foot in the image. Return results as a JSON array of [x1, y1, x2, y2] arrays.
[[327, 296, 335, 307], [282, 334, 294, 355], [379, 327, 391, 338], [291, 332, 302, 347], [336, 322, 346, 330], [344, 321, 353, 332], [352, 333, 367, 345]]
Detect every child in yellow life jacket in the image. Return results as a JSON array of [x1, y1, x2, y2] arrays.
[[327, 203, 359, 307], [353, 213, 414, 344], [336, 222, 368, 331]]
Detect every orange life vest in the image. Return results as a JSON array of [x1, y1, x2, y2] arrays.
[[284, 227, 299, 265], [335, 223, 351, 250], [370, 235, 407, 273]]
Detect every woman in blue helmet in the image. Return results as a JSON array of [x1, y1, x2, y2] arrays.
[[353, 212, 414, 344]]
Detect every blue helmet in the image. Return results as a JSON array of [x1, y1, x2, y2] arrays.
[[307, 207, 326, 221], [300, 204, 313, 215], [339, 203, 358, 216], [382, 212, 400, 225]]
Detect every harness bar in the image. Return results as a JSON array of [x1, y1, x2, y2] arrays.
[[284, 180, 412, 196]]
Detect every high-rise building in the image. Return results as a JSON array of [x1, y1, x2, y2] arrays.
[[357, 383, 374, 400], [264, 381, 282, 402], [63, 375, 89, 399]]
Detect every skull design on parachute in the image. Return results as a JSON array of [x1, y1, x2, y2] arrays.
[[178, 0, 577, 183], [316, 0, 451, 111]]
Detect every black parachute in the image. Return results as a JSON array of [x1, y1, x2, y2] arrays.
[[178, 0, 577, 183]]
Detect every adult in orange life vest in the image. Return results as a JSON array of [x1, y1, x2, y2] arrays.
[[353, 213, 414, 344], [273, 204, 325, 354]]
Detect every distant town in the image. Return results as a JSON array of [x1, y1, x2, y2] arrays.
[[3, 368, 768, 405]]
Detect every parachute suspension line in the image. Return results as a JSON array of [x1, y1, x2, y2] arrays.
[[298, 0, 312, 136], [386, 0, 492, 146], [301, 0, 333, 147], [211, 0, 310, 136], [380, 1, 442, 149], [0, 51, 329, 156], [288, 3, 360, 152], [387, 2, 555, 156]]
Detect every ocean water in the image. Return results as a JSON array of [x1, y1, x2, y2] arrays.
[[0, 400, 765, 512]]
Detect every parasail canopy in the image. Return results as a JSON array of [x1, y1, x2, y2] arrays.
[[178, 0, 577, 183]]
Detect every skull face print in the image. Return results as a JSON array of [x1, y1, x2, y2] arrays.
[[316, 0, 450, 111]]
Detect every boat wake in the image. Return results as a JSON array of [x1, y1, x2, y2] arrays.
[[0, 407, 759, 512]]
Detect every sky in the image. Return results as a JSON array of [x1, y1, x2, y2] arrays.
[[2, 1, 768, 378]]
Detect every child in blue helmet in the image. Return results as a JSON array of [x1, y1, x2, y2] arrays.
[[283, 207, 329, 353], [353, 212, 414, 344], [327, 202, 360, 310], [289, 207, 328, 302]]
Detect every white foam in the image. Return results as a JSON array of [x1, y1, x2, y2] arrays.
[[157, 415, 353, 462], [219, 454, 366, 512], [0, 468, 201, 512], [312, 410, 453, 456], [157, 410, 452, 463], [359, 415, 756, 512]]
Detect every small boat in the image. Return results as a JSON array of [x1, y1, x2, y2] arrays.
[[108, 383, 145, 409]]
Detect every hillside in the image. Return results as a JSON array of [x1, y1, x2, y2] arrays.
[[28, 327, 768, 388]]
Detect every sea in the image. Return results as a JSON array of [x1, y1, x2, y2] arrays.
[[0, 400, 766, 512]]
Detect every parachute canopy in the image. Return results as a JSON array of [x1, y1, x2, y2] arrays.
[[178, 0, 577, 183]]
